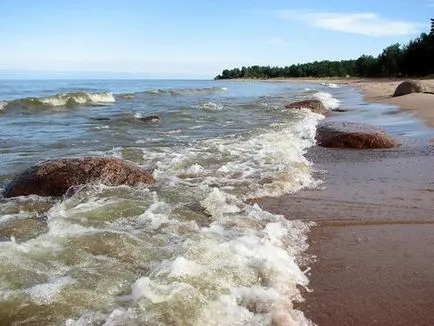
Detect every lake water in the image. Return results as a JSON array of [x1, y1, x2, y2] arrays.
[[0, 79, 431, 325]]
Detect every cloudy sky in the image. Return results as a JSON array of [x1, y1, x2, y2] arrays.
[[0, 0, 432, 78]]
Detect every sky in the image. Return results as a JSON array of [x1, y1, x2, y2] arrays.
[[0, 0, 432, 79]]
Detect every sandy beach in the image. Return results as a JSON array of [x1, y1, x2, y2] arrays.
[[258, 78, 434, 325]]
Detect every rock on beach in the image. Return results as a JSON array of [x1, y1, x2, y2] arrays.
[[285, 99, 328, 115], [316, 122, 399, 149]]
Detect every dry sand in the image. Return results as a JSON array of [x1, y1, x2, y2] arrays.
[[257, 78, 434, 325]]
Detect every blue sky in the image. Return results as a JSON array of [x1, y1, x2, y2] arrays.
[[0, 0, 432, 78]]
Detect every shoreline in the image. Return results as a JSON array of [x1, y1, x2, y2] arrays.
[[306, 78, 434, 128], [349, 79, 434, 128], [255, 79, 434, 325], [231, 77, 434, 128]]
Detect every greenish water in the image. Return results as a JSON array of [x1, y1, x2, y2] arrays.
[[0, 79, 432, 325]]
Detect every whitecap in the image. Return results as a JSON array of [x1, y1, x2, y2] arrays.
[[313, 91, 340, 110], [320, 82, 339, 89]]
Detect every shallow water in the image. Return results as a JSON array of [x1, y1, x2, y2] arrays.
[[0, 79, 431, 325]]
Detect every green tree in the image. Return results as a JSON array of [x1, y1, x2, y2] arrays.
[[378, 43, 403, 76], [356, 55, 379, 77]]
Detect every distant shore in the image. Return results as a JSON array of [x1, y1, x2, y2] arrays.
[[253, 77, 434, 325]]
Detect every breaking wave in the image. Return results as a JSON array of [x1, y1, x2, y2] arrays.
[[0, 80, 342, 325], [2, 92, 115, 111], [313, 91, 340, 110]]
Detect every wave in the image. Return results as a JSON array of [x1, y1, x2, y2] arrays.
[[0, 101, 6, 112], [2, 92, 115, 111], [1, 87, 227, 112], [10, 110, 321, 325], [313, 91, 340, 110], [151, 109, 323, 200], [118, 86, 228, 99], [0, 84, 325, 325], [320, 82, 340, 89]]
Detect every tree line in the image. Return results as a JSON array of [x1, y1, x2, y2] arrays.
[[215, 20, 434, 80]]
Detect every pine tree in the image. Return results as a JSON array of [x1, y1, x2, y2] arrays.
[[431, 18, 434, 34]]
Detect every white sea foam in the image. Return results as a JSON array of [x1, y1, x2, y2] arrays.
[[92, 188, 313, 325], [320, 82, 339, 89], [54, 110, 319, 323], [313, 91, 340, 110], [152, 109, 323, 199], [163, 129, 182, 135], [195, 102, 224, 111], [0, 213, 27, 225], [25, 276, 75, 304], [0, 101, 6, 111], [189, 125, 203, 130]]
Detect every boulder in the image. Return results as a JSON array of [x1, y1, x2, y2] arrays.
[[316, 122, 399, 149], [138, 115, 160, 122], [4, 157, 155, 198], [392, 80, 425, 97], [332, 108, 349, 113], [285, 99, 328, 115]]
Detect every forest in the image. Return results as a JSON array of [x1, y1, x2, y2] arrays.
[[215, 19, 434, 80]]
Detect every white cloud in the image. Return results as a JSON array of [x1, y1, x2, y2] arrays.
[[277, 10, 420, 37], [266, 37, 288, 46]]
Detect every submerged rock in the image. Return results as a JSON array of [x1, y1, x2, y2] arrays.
[[332, 108, 349, 113], [138, 115, 160, 123], [285, 99, 328, 115], [4, 157, 155, 198], [316, 122, 399, 149], [392, 80, 425, 97]]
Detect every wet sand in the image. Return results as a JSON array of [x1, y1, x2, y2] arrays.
[[256, 80, 434, 325], [302, 223, 434, 326], [266, 148, 434, 325]]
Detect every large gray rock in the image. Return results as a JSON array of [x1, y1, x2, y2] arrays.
[[285, 99, 328, 115], [392, 80, 425, 97], [4, 157, 155, 197], [316, 122, 399, 149]]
